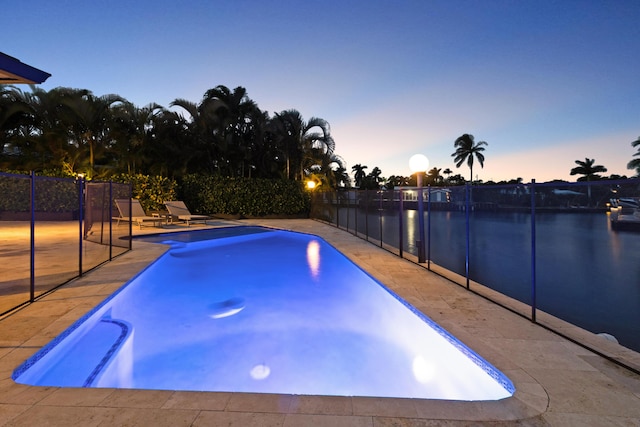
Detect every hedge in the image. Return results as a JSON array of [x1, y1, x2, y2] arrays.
[[1, 170, 309, 217], [180, 174, 310, 217], [0, 173, 78, 213]]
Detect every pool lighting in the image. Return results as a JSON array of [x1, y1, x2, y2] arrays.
[[250, 364, 271, 380], [409, 154, 429, 263], [412, 355, 436, 383], [409, 154, 429, 174], [208, 297, 245, 318], [306, 239, 321, 279]]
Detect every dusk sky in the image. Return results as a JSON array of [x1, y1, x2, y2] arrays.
[[4, 0, 639, 183]]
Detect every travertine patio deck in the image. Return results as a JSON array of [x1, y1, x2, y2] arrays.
[[1, 219, 639, 426]]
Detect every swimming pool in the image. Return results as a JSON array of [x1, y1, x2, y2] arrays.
[[13, 226, 514, 400]]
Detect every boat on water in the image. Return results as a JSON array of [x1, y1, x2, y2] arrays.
[[609, 197, 640, 231], [613, 197, 640, 209]]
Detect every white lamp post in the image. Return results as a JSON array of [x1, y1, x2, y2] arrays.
[[409, 154, 429, 263]]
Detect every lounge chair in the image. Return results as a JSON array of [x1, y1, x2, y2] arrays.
[[114, 198, 163, 229], [164, 201, 211, 226]]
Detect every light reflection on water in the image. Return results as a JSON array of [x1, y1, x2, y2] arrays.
[[306, 239, 320, 279]]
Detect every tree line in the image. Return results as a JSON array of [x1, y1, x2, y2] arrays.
[[2, 84, 638, 191], [352, 134, 640, 190], [0, 84, 350, 188]]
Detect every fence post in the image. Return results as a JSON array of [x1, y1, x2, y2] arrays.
[[128, 186, 133, 250], [379, 190, 383, 247], [530, 179, 537, 322], [335, 192, 340, 228], [78, 176, 84, 276], [427, 185, 432, 270], [365, 191, 369, 241], [109, 182, 113, 260], [29, 171, 35, 302], [346, 192, 350, 232], [354, 193, 358, 237], [398, 189, 404, 258], [465, 183, 470, 290]]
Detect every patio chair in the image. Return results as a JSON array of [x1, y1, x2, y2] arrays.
[[114, 198, 163, 229], [164, 200, 211, 226]]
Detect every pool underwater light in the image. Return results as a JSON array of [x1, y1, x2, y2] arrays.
[[209, 298, 245, 319], [250, 364, 271, 380], [412, 355, 436, 383]]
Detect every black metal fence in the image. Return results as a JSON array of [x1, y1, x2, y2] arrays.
[[0, 172, 132, 316], [310, 178, 640, 353]]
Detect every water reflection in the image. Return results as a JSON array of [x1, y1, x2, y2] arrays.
[[412, 355, 435, 383], [307, 240, 321, 279], [335, 207, 640, 351]]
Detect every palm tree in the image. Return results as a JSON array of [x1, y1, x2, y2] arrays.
[[1, 84, 350, 186], [448, 173, 466, 186], [271, 110, 302, 179], [171, 96, 225, 175], [442, 167, 452, 183], [351, 164, 368, 188], [570, 157, 607, 181], [239, 106, 270, 178], [56, 88, 127, 178], [109, 102, 164, 174], [320, 154, 350, 189], [201, 85, 262, 177], [0, 85, 45, 170], [359, 167, 382, 190], [386, 175, 409, 189], [368, 167, 382, 187], [272, 110, 335, 181], [332, 163, 351, 188], [570, 157, 608, 204], [627, 136, 640, 177], [451, 134, 488, 182], [0, 85, 72, 172], [143, 108, 195, 178], [427, 167, 442, 185]]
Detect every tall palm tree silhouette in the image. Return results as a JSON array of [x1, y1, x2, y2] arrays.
[[570, 157, 607, 204], [351, 164, 368, 188], [627, 136, 640, 177], [452, 134, 487, 182]]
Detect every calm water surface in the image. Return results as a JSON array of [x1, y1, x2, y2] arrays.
[[338, 208, 640, 352]]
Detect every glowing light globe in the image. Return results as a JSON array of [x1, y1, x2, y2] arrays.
[[409, 154, 429, 173]]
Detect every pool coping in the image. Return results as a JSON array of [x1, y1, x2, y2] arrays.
[[1, 219, 639, 425]]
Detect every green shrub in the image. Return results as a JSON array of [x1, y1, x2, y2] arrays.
[[1, 170, 308, 217], [180, 174, 310, 217], [111, 173, 177, 211], [0, 172, 78, 212]]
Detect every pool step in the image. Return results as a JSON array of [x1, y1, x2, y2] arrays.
[[14, 316, 133, 388]]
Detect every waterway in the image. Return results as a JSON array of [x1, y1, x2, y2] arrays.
[[336, 208, 640, 352]]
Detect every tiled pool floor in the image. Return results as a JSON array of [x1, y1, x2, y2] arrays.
[[1, 219, 639, 426]]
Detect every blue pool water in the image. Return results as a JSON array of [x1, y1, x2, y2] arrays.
[[13, 227, 514, 400]]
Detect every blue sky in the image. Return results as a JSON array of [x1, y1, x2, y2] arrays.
[[4, 0, 639, 182]]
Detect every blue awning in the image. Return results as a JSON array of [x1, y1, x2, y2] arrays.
[[0, 52, 51, 84]]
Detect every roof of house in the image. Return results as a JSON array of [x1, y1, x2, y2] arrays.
[[0, 52, 51, 84]]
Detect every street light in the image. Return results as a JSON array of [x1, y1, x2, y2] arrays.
[[409, 154, 429, 263]]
